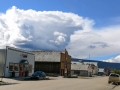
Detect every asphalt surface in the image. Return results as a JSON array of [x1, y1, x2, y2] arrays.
[[0, 76, 120, 90]]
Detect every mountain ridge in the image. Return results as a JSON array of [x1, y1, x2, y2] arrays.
[[72, 58, 120, 70]]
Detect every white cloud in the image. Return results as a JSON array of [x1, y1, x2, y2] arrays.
[[0, 6, 120, 62], [49, 31, 67, 44], [103, 55, 120, 63], [66, 20, 120, 59], [0, 6, 83, 50], [54, 31, 67, 37], [67, 25, 120, 59]]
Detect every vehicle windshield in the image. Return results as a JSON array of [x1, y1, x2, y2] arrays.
[[110, 74, 119, 77]]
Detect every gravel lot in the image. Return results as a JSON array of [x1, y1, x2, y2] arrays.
[[0, 76, 120, 90]]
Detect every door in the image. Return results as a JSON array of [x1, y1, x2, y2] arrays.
[[19, 64, 23, 77]]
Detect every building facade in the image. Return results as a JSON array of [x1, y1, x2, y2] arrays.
[[32, 49, 71, 76], [83, 62, 98, 75], [0, 46, 35, 77], [71, 61, 98, 76], [71, 62, 89, 76]]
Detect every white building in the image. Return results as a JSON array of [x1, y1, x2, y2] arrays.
[[83, 62, 98, 75], [71, 61, 98, 76], [71, 62, 92, 76], [0, 46, 35, 77]]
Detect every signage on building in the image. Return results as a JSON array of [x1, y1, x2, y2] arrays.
[[22, 54, 27, 58]]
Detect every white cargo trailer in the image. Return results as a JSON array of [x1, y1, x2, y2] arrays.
[[0, 46, 35, 77], [98, 68, 104, 75]]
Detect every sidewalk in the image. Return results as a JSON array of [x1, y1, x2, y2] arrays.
[[0, 76, 30, 85]]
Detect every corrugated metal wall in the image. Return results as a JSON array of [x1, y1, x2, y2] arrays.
[[0, 49, 6, 77], [35, 62, 60, 74], [80, 70, 88, 76]]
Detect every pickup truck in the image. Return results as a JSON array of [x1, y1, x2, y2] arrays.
[[108, 73, 120, 85]]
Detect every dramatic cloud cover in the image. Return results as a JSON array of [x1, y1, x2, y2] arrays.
[[0, 6, 83, 50], [0, 6, 120, 62], [68, 25, 120, 60]]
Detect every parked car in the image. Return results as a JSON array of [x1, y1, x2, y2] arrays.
[[30, 71, 46, 80], [108, 73, 120, 85]]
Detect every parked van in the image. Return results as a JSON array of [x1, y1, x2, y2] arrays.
[[108, 73, 120, 84]]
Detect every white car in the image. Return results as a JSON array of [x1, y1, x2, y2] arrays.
[[108, 73, 120, 85]]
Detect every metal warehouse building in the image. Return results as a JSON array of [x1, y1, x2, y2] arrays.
[[31, 49, 71, 76], [0, 46, 35, 77]]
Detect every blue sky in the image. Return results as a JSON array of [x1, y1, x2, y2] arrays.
[[0, 0, 120, 62], [1, 0, 120, 27]]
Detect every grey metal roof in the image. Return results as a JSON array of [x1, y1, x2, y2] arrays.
[[6, 46, 34, 55], [31, 51, 61, 62], [71, 63, 89, 71]]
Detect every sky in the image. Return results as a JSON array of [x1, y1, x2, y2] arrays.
[[0, 0, 120, 62]]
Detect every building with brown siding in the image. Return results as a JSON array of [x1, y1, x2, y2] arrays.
[[31, 49, 71, 76]]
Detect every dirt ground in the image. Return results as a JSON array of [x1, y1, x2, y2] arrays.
[[0, 76, 120, 90]]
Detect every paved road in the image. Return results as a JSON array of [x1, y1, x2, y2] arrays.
[[0, 76, 120, 90]]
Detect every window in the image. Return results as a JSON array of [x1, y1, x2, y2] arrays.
[[9, 63, 19, 72], [9, 63, 14, 72], [14, 64, 19, 72]]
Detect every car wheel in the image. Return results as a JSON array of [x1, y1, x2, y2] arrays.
[[38, 77, 42, 80], [43, 77, 45, 80]]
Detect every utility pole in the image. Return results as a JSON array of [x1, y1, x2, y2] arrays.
[[89, 54, 90, 60], [89, 54, 90, 64]]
